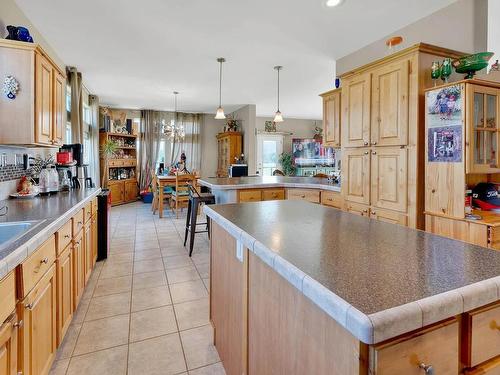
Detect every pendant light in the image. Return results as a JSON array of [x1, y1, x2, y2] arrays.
[[215, 57, 226, 119], [273, 66, 284, 123]]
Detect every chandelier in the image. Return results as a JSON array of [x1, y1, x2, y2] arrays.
[[162, 91, 185, 141]]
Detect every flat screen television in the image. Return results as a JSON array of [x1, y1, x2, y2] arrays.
[[291, 138, 335, 167]]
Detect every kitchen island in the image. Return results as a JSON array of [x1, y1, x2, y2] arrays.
[[205, 200, 500, 375], [199, 176, 341, 204]]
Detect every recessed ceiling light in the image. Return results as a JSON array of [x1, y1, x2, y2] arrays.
[[326, 0, 344, 7]]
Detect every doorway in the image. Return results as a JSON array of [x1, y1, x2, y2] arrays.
[[256, 134, 284, 176]]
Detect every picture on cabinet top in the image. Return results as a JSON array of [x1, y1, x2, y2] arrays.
[[426, 84, 463, 163]]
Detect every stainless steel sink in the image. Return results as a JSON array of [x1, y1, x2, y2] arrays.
[[0, 220, 45, 250]]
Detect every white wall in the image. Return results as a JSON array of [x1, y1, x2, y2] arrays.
[[230, 105, 257, 174], [0, 0, 64, 70], [200, 114, 224, 177], [336, 0, 488, 75], [488, 0, 500, 67]]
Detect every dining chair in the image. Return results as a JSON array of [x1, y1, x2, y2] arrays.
[[152, 170, 173, 216], [171, 174, 195, 218], [313, 173, 328, 178]]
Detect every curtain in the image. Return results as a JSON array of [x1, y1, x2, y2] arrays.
[[139, 110, 162, 191], [89, 95, 100, 187], [67, 67, 83, 143], [176, 113, 202, 173]]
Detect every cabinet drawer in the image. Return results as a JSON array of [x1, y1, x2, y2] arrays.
[[56, 220, 72, 256], [91, 197, 98, 216], [84, 201, 92, 223], [124, 159, 136, 167], [465, 357, 500, 375], [238, 190, 262, 202], [287, 189, 320, 203], [0, 271, 16, 324], [72, 208, 84, 235], [465, 302, 500, 367], [371, 319, 459, 375], [370, 208, 407, 226], [321, 190, 343, 208], [345, 202, 370, 217], [262, 189, 285, 201], [20, 235, 56, 297]]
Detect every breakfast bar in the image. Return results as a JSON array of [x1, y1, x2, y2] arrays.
[[205, 200, 500, 375]]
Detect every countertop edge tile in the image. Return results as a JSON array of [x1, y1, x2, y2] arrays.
[[0, 260, 8, 279], [369, 302, 423, 343], [416, 289, 463, 327], [239, 231, 256, 252], [457, 276, 500, 312], [346, 306, 374, 344], [273, 256, 306, 292], [199, 177, 341, 192], [5, 246, 28, 273], [303, 275, 350, 329], [252, 240, 277, 269]]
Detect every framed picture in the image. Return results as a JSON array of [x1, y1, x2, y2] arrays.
[[265, 121, 276, 132]]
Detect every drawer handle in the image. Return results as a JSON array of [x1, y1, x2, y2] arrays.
[[25, 303, 33, 310], [13, 320, 23, 328], [300, 195, 305, 198], [419, 363, 434, 375], [40, 257, 49, 264], [363, 141, 369, 146], [64, 234, 70, 239], [78, 221, 83, 225]]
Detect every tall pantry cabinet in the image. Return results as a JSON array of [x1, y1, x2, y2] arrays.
[[338, 43, 464, 229]]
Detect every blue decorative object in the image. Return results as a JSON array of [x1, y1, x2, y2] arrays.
[[5, 25, 34, 43], [334, 77, 341, 89], [3, 76, 19, 100]]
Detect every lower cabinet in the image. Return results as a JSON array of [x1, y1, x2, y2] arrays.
[[238, 190, 262, 203], [109, 179, 138, 206], [320, 190, 343, 209], [84, 221, 93, 284], [370, 207, 407, 226], [91, 214, 98, 264], [56, 245, 73, 344], [286, 188, 321, 203], [72, 231, 85, 310], [0, 313, 18, 375], [18, 265, 57, 375], [125, 180, 138, 202], [261, 189, 285, 201], [345, 202, 370, 217]]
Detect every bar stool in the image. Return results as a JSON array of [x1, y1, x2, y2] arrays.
[[184, 184, 215, 256]]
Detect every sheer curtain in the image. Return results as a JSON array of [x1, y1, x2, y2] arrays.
[[176, 113, 202, 173], [67, 67, 83, 143], [139, 110, 162, 191]]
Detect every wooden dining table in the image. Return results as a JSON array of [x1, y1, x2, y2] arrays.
[[156, 175, 200, 218]]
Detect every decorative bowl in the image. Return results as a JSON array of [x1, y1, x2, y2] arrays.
[[452, 52, 494, 79]]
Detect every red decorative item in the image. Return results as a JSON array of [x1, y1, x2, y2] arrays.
[[56, 151, 73, 164]]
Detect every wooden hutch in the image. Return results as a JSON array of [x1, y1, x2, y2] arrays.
[[217, 131, 242, 177], [320, 43, 465, 229], [425, 78, 500, 249], [99, 132, 139, 205]]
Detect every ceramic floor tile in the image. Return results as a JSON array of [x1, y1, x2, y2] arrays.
[[128, 334, 186, 375], [195, 263, 210, 279], [55, 323, 81, 360], [130, 305, 178, 342], [189, 362, 226, 375], [93, 275, 132, 297], [135, 241, 160, 251], [84, 292, 131, 321], [109, 244, 135, 253], [131, 285, 172, 312], [170, 279, 208, 304], [49, 359, 70, 375], [174, 298, 210, 331], [180, 325, 220, 370], [133, 270, 168, 290], [161, 245, 188, 257], [100, 261, 133, 279], [202, 278, 210, 292], [72, 297, 90, 325], [164, 254, 194, 270], [167, 266, 201, 284], [192, 252, 210, 266], [134, 258, 165, 274], [106, 252, 134, 264], [73, 315, 130, 356], [134, 248, 162, 261], [66, 345, 128, 375]]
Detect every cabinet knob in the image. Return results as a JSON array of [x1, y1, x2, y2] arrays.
[[13, 320, 23, 328], [25, 303, 33, 310], [78, 221, 83, 225], [301, 195, 306, 198], [372, 151, 377, 155], [64, 234, 70, 239], [371, 211, 376, 215], [363, 141, 369, 146], [371, 141, 377, 145], [40, 257, 49, 264], [364, 151, 369, 155], [363, 209, 368, 213], [419, 363, 434, 375]]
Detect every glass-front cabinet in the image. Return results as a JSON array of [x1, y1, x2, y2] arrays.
[[468, 84, 500, 173]]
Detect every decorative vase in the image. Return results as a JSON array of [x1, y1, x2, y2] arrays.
[[440, 58, 452, 83], [431, 61, 440, 86]]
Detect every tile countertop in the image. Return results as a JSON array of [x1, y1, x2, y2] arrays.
[[0, 188, 101, 279], [198, 176, 341, 192], [204, 200, 500, 345]]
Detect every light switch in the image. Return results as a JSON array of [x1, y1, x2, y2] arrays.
[[236, 240, 243, 262]]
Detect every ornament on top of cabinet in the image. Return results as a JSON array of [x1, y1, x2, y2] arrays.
[[3, 75, 19, 99]]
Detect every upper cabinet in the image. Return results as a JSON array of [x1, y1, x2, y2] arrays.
[[321, 89, 341, 147], [0, 40, 65, 147], [341, 73, 371, 147]]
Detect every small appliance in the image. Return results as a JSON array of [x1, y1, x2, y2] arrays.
[[229, 164, 248, 177], [97, 190, 111, 261], [59, 144, 83, 166]]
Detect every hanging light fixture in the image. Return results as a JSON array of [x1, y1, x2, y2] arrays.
[[273, 66, 284, 123], [162, 91, 185, 141], [215, 57, 226, 119]]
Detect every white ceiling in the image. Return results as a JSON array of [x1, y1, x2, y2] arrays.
[[15, 0, 456, 119]]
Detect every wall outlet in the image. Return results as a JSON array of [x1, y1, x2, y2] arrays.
[[236, 240, 243, 262]]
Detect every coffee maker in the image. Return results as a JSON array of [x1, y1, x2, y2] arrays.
[[57, 144, 92, 188]]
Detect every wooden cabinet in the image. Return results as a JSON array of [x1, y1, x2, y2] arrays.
[[217, 132, 242, 177], [56, 245, 73, 345], [91, 214, 98, 264], [238, 190, 262, 203], [125, 180, 138, 202], [0, 40, 65, 146], [343, 148, 370, 205], [342, 73, 371, 147], [19, 235, 56, 297], [18, 264, 57, 375], [84, 221, 93, 284], [370, 146, 407, 212], [286, 189, 321, 203], [109, 181, 124, 205], [345, 201, 370, 217], [321, 89, 341, 147], [72, 231, 84, 310], [370, 207, 407, 226], [320, 190, 343, 209], [0, 272, 16, 326], [370, 319, 459, 375], [0, 313, 18, 375], [261, 189, 285, 201], [370, 60, 409, 146]]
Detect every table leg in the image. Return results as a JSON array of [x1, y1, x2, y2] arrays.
[[159, 182, 164, 218]]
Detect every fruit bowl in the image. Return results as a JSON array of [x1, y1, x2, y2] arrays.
[[452, 52, 494, 79]]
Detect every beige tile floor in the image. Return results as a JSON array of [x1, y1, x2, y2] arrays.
[[49, 202, 225, 375]]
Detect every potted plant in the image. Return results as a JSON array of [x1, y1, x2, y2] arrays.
[[100, 139, 118, 188], [279, 152, 296, 176]]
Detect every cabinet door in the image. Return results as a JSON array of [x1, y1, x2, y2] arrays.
[[371, 60, 409, 146], [343, 148, 370, 204], [91, 215, 98, 265], [371, 146, 407, 212], [323, 90, 341, 147], [52, 72, 65, 146], [72, 233, 84, 310], [56, 246, 73, 345], [109, 182, 124, 205], [35, 54, 53, 145], [342, 74, 371, 147], [370, 208, 407, 226], [19, 265, 57, 375], [125, 181, 138, 202], [467, 84, 500, 173], [344, 201, 370, 217], [0, 313, 18, 375], [84, 222, 93, 285]]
